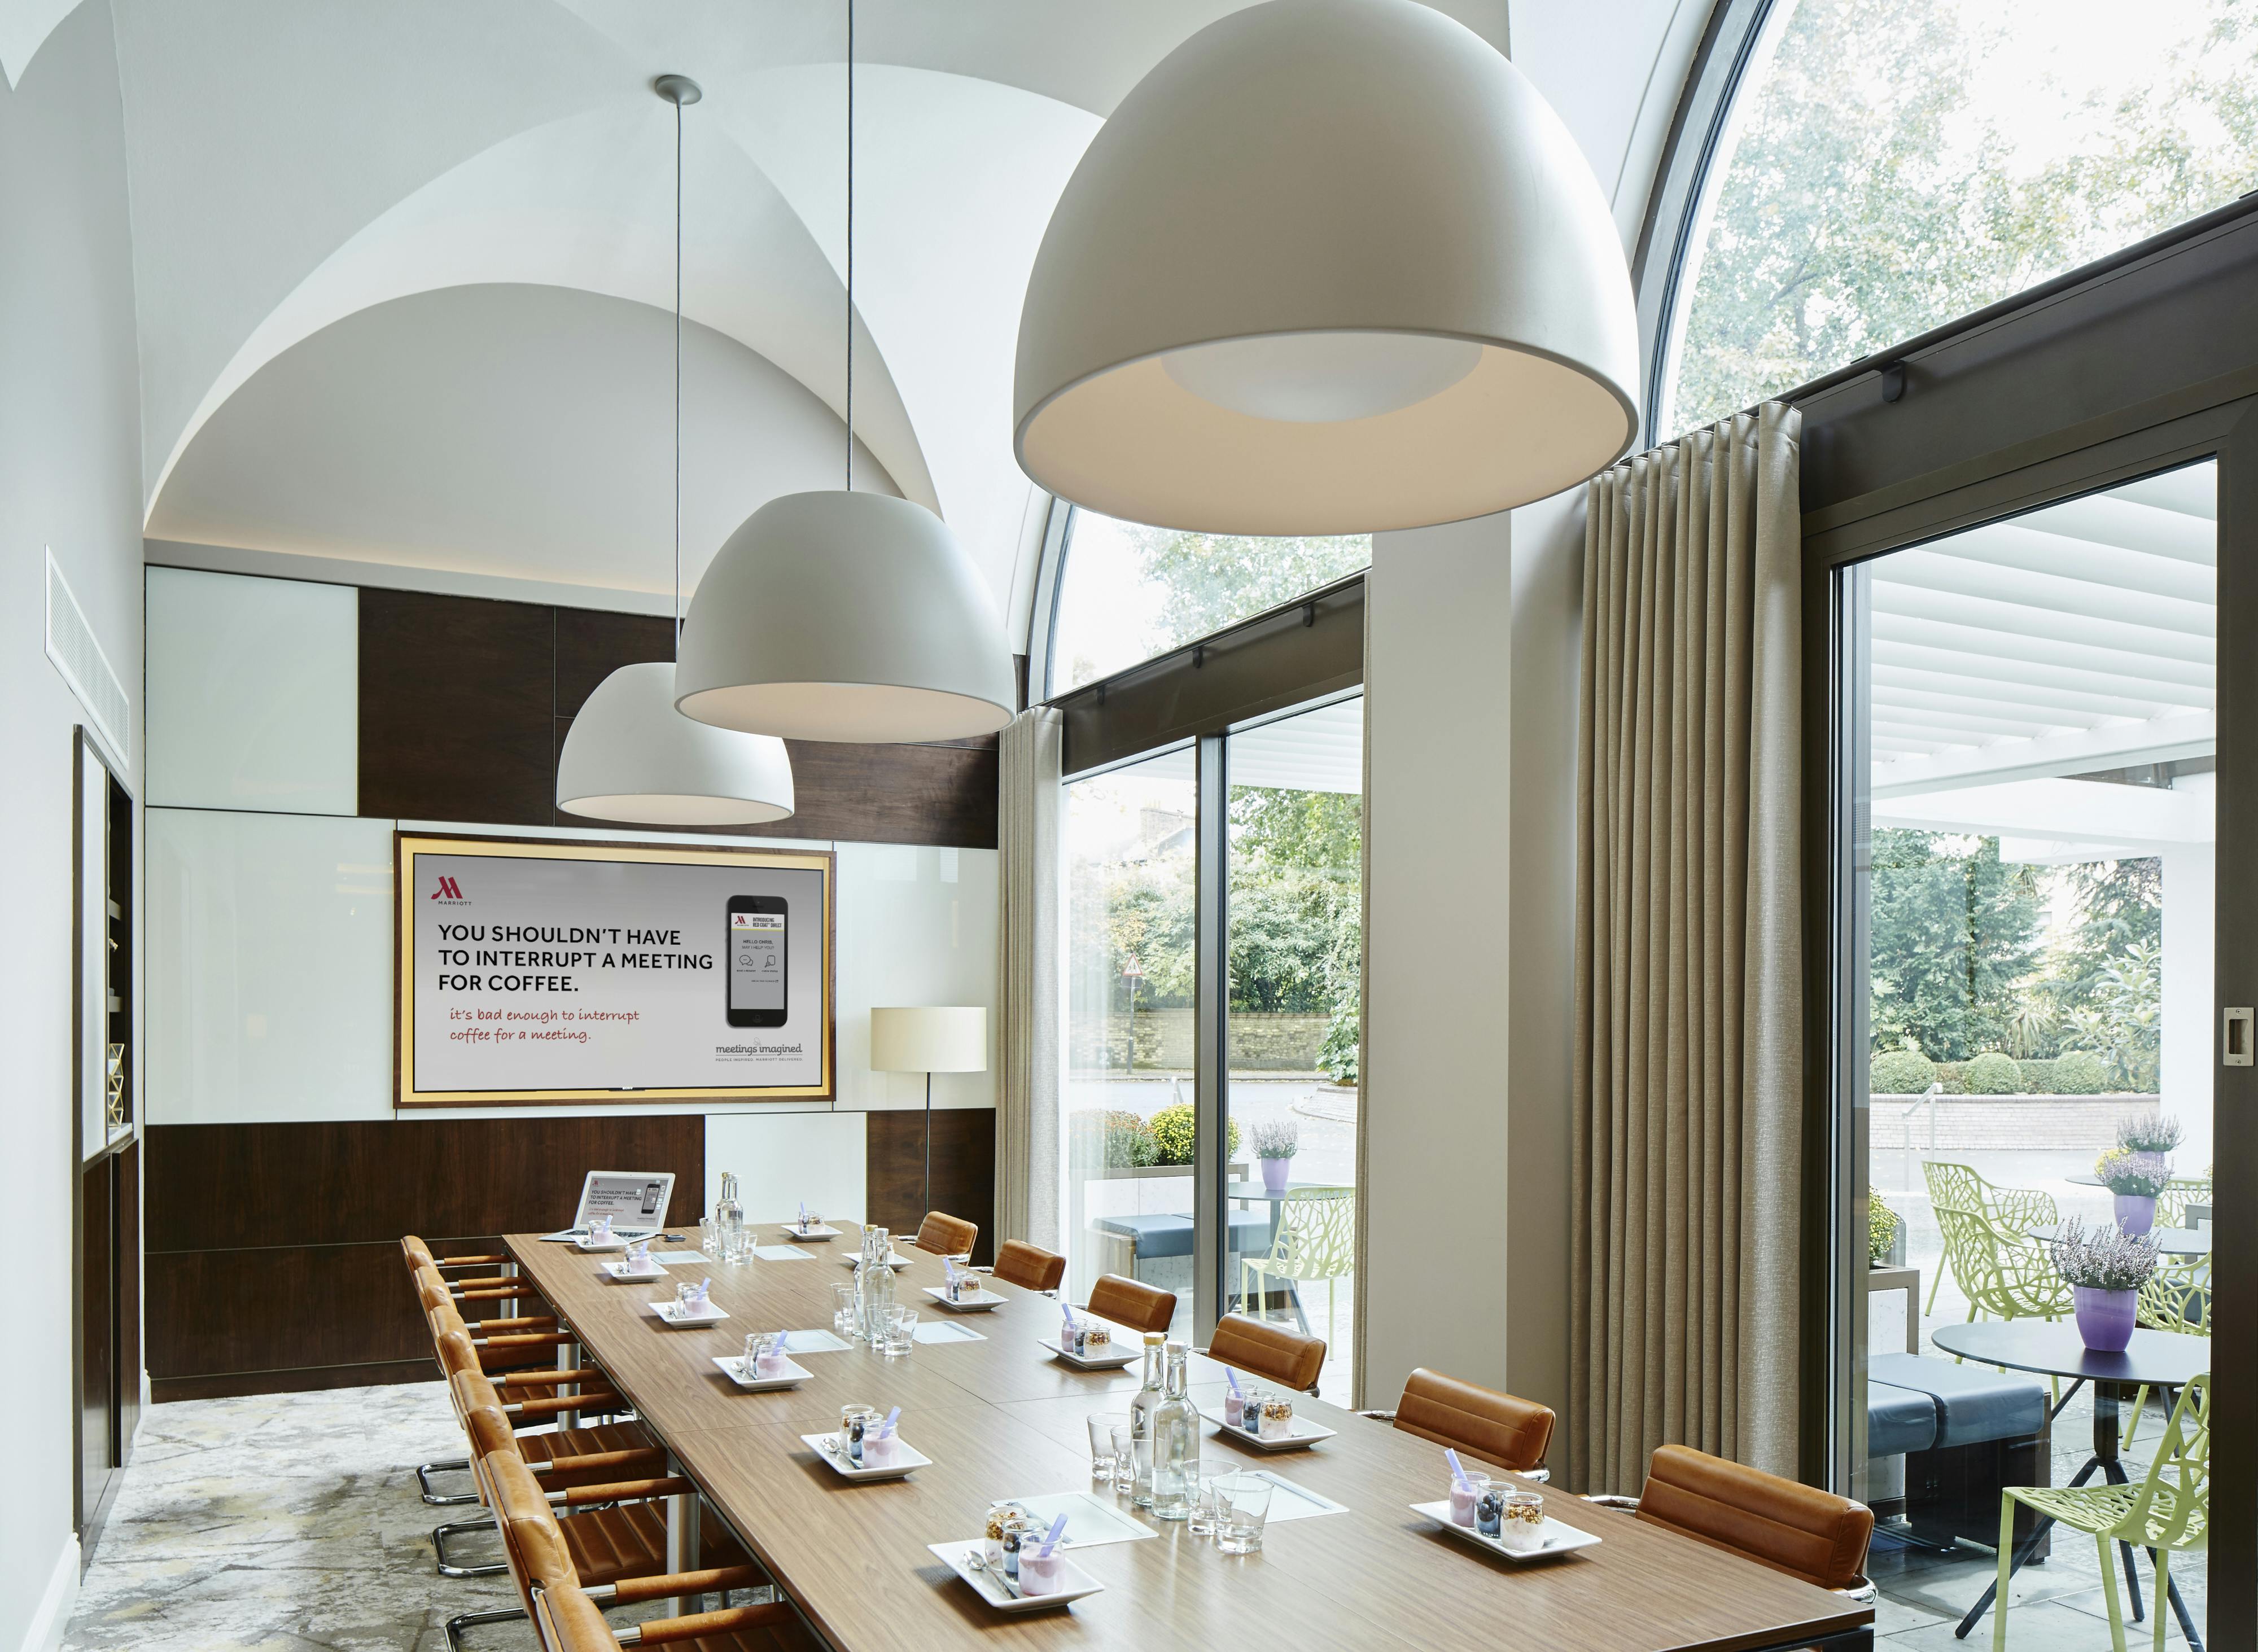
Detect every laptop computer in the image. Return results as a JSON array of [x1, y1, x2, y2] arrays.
[[541, 1170, 677, 1241]]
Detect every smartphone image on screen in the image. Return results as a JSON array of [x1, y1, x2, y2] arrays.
[[726, 895, 789, 1028]]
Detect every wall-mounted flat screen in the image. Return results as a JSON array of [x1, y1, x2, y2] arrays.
[[395, 833, 833, 1107]]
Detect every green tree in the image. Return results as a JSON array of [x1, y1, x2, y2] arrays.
[[2048, 857, 2163, 1018], [1868, 830, 2044, 1061], [1674, 0, 2258, 431], [1129, 526, 1370, 647]]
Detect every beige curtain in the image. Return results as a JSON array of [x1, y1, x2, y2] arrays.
[[996, 707, 1064, 1248], [1569, 402, 1803, 1492]]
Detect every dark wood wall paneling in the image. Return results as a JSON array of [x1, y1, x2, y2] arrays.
[[360, 588, 1000, 847], [864, 1108, 996, 1267], [147, 1118, 703, 1401]]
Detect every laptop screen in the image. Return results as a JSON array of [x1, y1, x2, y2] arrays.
[[572, 1171, 675, 1233]]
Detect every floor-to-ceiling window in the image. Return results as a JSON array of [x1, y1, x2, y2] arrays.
[[1838, 464, 2216, 1644], [1061, 747, 1200, 1329], [1223, 697, 1363, 1399]]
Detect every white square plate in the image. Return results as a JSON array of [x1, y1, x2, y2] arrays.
[[1035, 1335, 1137, 1369], [651, 1299, 731, 1327], [711, 1353, 812, 1391], [781, 1224, 840, 1242], [601, 1260, 669, 1282], [838, 1252, 912, 1270], [1200, 1409, 1337, 1451], [924, 1286, 1006, 1313], [575, 1235, 628, 1252], [928, 1541, 1104, 1611], [1409, 1501, 1602, 1562], [802, 1431, 929, 1481]]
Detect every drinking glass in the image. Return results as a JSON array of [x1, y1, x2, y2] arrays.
[[832, 1283, 857, 1336], [1450, 1471, 1492, 1528], [1086, 1412, 1129, 1482], [589, 1215, 613, 1246], [1188, 1460, 1235, 1536], [881, 1300, 917, 1354], [1215, 1473, 1273, 1554], [1108, 1425, 1136, 1493], [742, 1330, 786, 1378], [625, 1238, 653, 1273], [698, 1217, 717, 1257], [676, 1280, 708, 1317]]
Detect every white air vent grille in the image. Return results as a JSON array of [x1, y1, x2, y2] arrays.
[[46, 549, 131, 766]]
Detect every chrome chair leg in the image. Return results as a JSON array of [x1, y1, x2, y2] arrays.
[[444, 1606, 525, 1650], [433, 1515, 506, 1578], [417, 1457, 479, 1506]]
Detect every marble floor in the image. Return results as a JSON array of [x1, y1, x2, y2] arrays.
[[66, 1381, 520, 1652]]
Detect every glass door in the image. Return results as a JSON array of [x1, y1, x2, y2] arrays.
[[1220, 696, 1363, 1399], [1836, 462, 2216, 1642]]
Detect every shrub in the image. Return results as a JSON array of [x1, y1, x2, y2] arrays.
[[2053, 1051, 2108, 1095], [2014, 1058, 2059, 1093], [1869, 1049, 1937, 1096], [1963, 1051, 2023, 1095], [1071, 1108, 1158, 1169], [1867, 1190, 1901, 1265], [1148, 1105, 1241, 1167], [1318, 1006, 1360, 1086]]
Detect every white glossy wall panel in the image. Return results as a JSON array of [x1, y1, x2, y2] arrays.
[[145, 564, 357, 813], [706, 1111, 868, 1226], [834, 843, 999, 1112], [146, 807, 395, 1123]]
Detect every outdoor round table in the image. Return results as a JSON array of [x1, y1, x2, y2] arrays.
[[1929, 1319, 2209, 1647], [2028, 1222, 2210, 1256]]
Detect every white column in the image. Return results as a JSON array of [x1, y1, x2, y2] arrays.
[[2158, 778, 2215, 1175]]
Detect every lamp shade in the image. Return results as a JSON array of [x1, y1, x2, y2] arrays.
[[557, 661, 795, 824], [1013, 0, 1639, 535], [870, 1006, 988, 1074], [675, 490, 1016, 743]]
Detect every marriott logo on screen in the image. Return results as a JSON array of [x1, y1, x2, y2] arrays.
[[430, 877, 468, 903]]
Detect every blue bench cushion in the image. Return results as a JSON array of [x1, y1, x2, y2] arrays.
[[1867, 1381, 1938, 1457], [1092, 1211, 1276, 1260], [1871, 1352, 2046, 1448]]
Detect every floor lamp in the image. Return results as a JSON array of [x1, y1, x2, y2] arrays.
[[870, 1007, 989, 1226]]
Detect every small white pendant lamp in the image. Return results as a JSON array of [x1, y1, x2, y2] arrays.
[[675, 1, 1014, 745], [1013, 0, 1641, 536], [557, 74, 795, 825]]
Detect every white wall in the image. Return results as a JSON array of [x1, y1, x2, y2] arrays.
[[0, 3, 146, 1644], [1360, 495, 1582, 1423]]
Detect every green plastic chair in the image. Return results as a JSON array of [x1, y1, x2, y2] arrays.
[[1922, 1162, 2059, 1314], [1993, 1374, 2208, 1652], [1238, 1186, 1355, 1351], [2156, 1177, 2211, 1230], [2125, 1254, 2209, 1448]]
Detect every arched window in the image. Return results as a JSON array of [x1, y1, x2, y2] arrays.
[[1657, 0, 2258, 436], [1045, 510, 1369, 696]]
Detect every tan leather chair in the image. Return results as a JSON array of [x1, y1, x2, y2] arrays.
[[404, 1233, 526, 1300], [1206, 1313, 1324, 1393], [1631, 1444, 1874, 1593], [1086, 1273, 1176, 1335], [914, 1210, 979, 1256], [1383, 1368, 1554, 1475], [992, 1239, 1066, 1294], [539, 1579, 806, 1652]]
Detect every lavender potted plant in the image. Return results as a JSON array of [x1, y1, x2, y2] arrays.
[[1252, 1118, 1299, 1195], [2051, 1217, 2161, 1352], [2094, 1146, 2173, 1235]]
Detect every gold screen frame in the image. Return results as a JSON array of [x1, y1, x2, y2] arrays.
[[395, 832, 835, 1108]]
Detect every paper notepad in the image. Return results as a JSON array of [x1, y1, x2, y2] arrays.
[[912, 1320, 986, 1344], [752, 1245, 814, 1261]]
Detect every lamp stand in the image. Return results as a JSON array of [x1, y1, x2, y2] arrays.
[[922, 1071, 934, 1220]]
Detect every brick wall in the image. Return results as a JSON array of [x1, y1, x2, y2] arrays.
[[1870, 1094, 2159, 1153]]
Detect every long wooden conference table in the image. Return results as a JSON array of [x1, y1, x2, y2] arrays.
[[505, 1225, 1872, 1652]]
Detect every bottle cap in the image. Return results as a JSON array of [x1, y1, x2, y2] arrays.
[[1143, 1331, 1166, 1344]]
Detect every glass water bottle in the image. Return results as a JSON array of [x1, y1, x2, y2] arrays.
[[1128, 1331, 1167, 1508], [857, 1226, 896, 1341], [714, 1171, 745, 1264], [1150, 1342, 1201, 1520]]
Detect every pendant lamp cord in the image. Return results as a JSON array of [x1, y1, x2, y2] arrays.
[[844, 0, 855, 494], [673, 89, 685, 654]]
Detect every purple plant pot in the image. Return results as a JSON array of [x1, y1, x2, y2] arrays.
[[2115, 1194, 2158, 1236], [2073, 1285, 2138, 1352], [1261, 1155, 1292, 1195]]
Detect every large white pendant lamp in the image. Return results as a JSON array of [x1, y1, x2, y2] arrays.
[[1012, 0, 1641, 536], [676, 2, 1013, 744], [556, 74, 796, 825]]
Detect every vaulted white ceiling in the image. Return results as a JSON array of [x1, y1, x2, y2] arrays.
[[6, 0, 1695, 632]]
